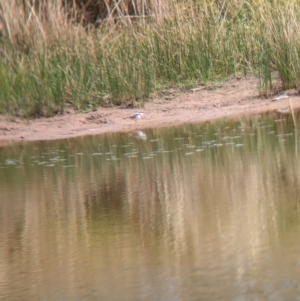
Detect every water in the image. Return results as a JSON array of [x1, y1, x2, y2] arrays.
[[1, 113, 300, 301]]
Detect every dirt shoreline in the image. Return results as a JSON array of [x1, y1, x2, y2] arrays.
[[1, 76, 299, 147]]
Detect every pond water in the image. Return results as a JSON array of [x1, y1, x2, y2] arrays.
[[1, 113, 300, 301]]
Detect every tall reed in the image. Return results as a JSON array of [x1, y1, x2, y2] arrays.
[[1, 0, 300, 117], [254, 0, 300, 94]]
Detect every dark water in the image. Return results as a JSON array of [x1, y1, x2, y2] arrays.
[[1, 113, 300, 301]]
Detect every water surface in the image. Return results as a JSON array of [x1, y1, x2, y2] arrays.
[[1, 113, 300, 301]]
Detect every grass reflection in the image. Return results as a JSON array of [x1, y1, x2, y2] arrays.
[[1, 112, 300, 299]]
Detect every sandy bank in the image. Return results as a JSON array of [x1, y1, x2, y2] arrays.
[[1, 76, 299, 147]]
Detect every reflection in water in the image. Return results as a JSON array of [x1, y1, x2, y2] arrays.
[[1, 113, 300, 300], [132, 130, 147, 140]]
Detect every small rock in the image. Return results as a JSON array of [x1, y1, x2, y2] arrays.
[[272, 94, 289, 101]]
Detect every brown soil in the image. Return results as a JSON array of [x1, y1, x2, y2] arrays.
[[1, 76, 299, 147]]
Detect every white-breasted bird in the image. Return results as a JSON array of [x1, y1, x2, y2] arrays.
[[130, 112, 143, 123]]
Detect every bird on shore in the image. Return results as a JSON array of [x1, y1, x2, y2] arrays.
[[130, 112, 144, 123]]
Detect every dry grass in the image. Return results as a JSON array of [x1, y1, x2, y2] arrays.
[[0, 0, 300, 117]]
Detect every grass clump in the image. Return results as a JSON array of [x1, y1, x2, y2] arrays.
[[1, 0, 300, 118]]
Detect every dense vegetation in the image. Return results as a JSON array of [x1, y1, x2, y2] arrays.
[[0, 0, 300, 117]]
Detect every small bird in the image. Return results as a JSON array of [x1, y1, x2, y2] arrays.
[[130, 112, 143, 123]]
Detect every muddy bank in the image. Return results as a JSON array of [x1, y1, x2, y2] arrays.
[[1, 76, 299, 147]]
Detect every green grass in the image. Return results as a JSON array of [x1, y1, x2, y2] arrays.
[[1, 0, 300, 118]]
